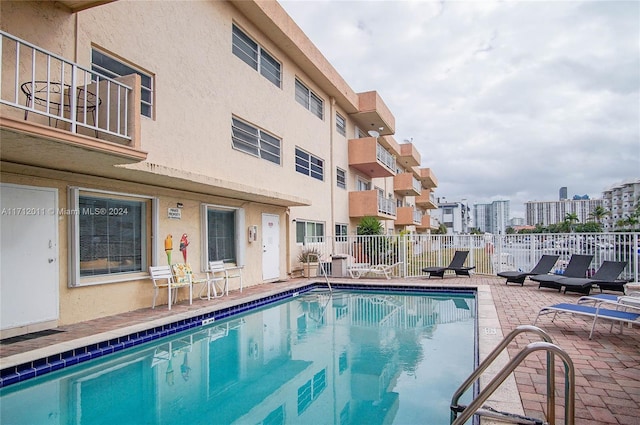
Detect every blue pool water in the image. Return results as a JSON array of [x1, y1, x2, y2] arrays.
[[0, 289, 476, 424]]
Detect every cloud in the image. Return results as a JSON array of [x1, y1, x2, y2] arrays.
[[280, 0, 640, 218]]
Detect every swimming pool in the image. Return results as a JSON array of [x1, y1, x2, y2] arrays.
[[0, 287, 476, 424]]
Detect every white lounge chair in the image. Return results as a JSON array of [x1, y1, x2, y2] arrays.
[[347, 262, 371, 279], [533, 297, 640, 339], [348, 262, 402, 279]]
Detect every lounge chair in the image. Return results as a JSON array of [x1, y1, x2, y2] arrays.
[[577, 291, 640, 306], [554, 261, 628, 295], [348, 262, 402, 279], [530, 254, 593, 291], [422, 251, 475, 278], [533, 296, 640, 339], [497, 254, 559, 285]]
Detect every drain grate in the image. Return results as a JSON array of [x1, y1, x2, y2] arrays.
[[0, 329, 65, 346]]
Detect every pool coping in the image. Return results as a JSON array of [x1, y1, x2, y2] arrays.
[[0, 280, 524, 423]]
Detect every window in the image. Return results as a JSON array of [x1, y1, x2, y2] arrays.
[[295, 79, 323, 119], [336, 167, 346, 189], [232, 24, 281, 87], [202, 205, 245, 264], [336, 113, 346, 136], [69, 188, 151, 286], [295, 148, 324, 181], [356, 178, 371, 191], [335, 224, 347, 241], [232, 117, 281, 164], [296, 220, 324, 244], [91, 49, 153, 118]]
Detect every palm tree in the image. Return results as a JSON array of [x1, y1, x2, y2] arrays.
[[588, 206, 610, 223], [564, 212, 579, 232]]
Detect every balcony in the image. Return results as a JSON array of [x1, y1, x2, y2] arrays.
[[415, 189, 438, 209], [349, 190, 396, 220], [395, 206, 422, 226], [397, 142, 420, 168], [416, 214, 434, 230], [419, 168, 438, 189], [348, 137, 396, 178], [393, 172, 421, 197], [350, 91, 396, 136], [0, 31, 145, 176]]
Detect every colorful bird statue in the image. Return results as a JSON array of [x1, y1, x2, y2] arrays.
[[164, 234, 173, 265], [180, 233, 189, 263]]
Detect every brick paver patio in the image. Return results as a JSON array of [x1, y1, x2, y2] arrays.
[[1, 275, 638, 424]]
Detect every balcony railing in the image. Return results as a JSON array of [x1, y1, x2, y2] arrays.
[[378, 195, 397, 216], [376, 142, 396, 171], [412, 176, 422, 195], [413, 208, 422, 224], [1, 31, 133, 142]]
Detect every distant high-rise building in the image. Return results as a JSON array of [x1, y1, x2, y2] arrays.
[[473, 200, 510, 234], [525, 199, 602, 226], [601, 178, 640, 230], [559, 187, 567, 200]]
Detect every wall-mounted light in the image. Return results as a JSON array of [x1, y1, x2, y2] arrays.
[[176, 203, 183, 209]]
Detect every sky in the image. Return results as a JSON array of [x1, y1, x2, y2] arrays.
[[279, 0, 640, 218]]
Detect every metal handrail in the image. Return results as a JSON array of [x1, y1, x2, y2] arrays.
[[451, 325, 575, 425], [305, 253, 332, 292]]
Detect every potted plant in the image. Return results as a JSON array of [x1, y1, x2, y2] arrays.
[[298, 247, 320, 278]]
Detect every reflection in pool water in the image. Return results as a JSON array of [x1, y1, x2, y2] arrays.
[[0, 290, 476, 424]]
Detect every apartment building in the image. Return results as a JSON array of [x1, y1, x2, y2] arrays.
[[601, 178, 640, 230], [525, 199, 602, 226], [473, 200, 509, 235], [0, 1, 437, 335]]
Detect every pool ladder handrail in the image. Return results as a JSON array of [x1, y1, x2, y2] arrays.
[[304, 253, 332, 292], [450, 325, 575, 425]]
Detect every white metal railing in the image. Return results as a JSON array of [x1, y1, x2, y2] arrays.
[[377, 194, 397, 216], [412, 176, 422, 194], [375, 142, 396, 171], [304, 232, 639, 282], [412, 208, 422, 224], [0, 31, 132, 141]]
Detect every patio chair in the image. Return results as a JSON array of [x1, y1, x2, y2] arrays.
[[533, 296, 640, 339], [530, 254, 593, 291], [422, 251, 475, 278], [497, 254, 560, 285], [199, 261, 228, 299], [149, 265, 192, 310], [554, 261, 628, 295]]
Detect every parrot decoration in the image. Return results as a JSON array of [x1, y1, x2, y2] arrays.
[[164, 234, 173, 265], [180, 233, 189, 263]]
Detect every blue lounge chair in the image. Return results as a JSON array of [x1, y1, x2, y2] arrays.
[[497, 255, 560, 285], [534, 298, 640, 339], [530, 254, 593, 292], [422, 251, 475, 278]]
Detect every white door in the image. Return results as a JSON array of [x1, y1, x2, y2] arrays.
[[261, 214, 280, 281], [1, 184, 59, 331]]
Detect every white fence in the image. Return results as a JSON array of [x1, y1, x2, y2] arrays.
[[302, 232, 639, 282]]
